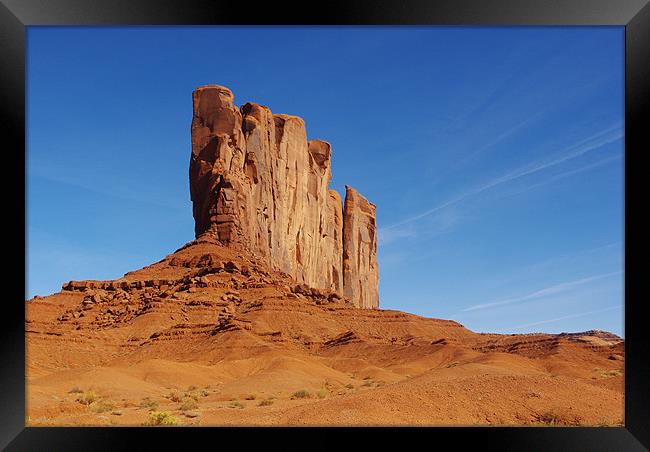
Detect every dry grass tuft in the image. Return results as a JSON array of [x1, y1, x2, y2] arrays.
[[89, 400, 115, 413], [76, 391, 99, 406], [291, 389, 311, 399]]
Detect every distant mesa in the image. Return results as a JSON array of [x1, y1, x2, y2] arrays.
[[189, 85, 379, 309]]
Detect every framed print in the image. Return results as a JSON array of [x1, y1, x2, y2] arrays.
[[2, 0, 648, 449]]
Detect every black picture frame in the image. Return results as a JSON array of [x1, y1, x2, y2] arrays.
[[2, 0, 648, 450]]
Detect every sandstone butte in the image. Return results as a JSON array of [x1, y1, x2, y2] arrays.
[[189, 85, 378, 309], [24, 86, 624, 427]]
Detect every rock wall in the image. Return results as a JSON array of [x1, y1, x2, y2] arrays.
[[189, 85, 377, 308], [342, 186, 379, 309]]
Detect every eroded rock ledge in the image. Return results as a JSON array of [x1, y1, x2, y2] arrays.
[[189, 85, 378, 308]]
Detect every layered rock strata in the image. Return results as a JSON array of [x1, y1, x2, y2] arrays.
[[189, 85, 378, 308]]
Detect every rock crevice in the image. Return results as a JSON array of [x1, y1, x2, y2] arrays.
[[189, 85, 378, 308]]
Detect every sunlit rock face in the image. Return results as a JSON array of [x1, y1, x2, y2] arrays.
[[342, 185, 379, 309], [189, 85, 378, 308]]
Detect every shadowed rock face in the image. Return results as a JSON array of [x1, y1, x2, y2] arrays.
[[189, 85, 378, 308]]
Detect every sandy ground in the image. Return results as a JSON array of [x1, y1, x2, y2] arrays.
[[26, 237, 624, 426]]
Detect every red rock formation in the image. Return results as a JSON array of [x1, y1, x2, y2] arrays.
[[189, 85, 378, 308], [342, 186, 379, 309]]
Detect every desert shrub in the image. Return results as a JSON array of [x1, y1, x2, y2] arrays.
[[144, 411, 179, 426], [245, 394, 256, 400], [228, 401, 244, 409], [258, 399, 274, 406], [187, 385, 198, 391], [140, 397, 159, 410], [291, 390, 311, 399], [599, 369, 623, 378], [536, 411, 561, 425], [200, 389, 210, 397], [76, 391, 99, 406], [179, 397, 198, 411], [89, 400, 115, 413], [166, 391, 183, 403], [362, 380, 373, 387], [183, 390, 199, 401], [140, 397, 153, 406], [316, 389, 328, 399], [345, 384, 354, 390], [68, 387, 84, 394]]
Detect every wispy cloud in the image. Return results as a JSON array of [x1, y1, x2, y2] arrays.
[[456, 110, 548, 166], [504, 153, 622, 198], [461, 270, 622, 312], [380, 124, 622, 232], [505, 305, 622, 331]]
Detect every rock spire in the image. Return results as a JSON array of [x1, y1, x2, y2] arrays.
[[189, 85, 378, 308]]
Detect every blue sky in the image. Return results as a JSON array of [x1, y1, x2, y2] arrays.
[[27, 26, 624, 336]]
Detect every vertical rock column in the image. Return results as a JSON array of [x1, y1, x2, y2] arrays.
[[308, 140, 343, 293], [343, 186, 379, 309], [189, 85, 378, 308], [189, 85, 247, 245]]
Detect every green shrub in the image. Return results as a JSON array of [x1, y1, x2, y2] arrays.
[[258, 399, 274, 406], [144, 411, 179, 426]]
